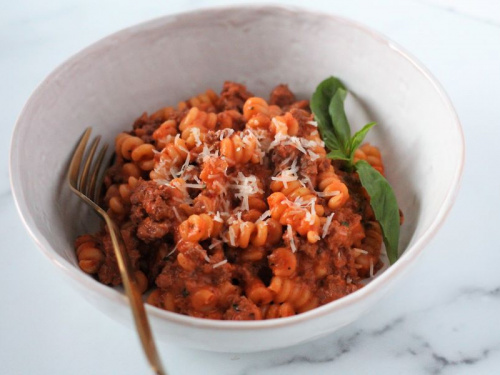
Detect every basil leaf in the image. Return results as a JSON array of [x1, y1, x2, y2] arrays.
[[311, 77, 346, 152], [350, 122, 377, 158], [328, 87, 351, 154], [327, 149, 351, 161], [355, 161, 400, 264]]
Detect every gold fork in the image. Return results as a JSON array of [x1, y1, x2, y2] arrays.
[[68, 127, 166, 375]]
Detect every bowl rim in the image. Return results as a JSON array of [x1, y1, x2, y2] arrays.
[[9, 3, 465, 331]]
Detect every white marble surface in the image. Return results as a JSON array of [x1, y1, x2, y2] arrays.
[[1, 0, 499, 374]]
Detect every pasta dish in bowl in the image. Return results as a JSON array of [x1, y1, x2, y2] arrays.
[[75, 80, 401, 320]]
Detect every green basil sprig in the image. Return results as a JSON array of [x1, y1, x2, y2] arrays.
[[311, 76, 400, 264]]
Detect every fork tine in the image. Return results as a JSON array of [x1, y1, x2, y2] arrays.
[[79, 136, 101, 193], [68, 128, 92, 189], [88, 143, 109, 201]]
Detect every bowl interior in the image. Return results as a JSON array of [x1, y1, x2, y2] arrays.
[[10, 5, 463, 346]]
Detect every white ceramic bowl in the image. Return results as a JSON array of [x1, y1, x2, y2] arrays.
[[10, 5, 464, 352]]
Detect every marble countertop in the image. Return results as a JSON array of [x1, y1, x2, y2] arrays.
[[2, 0, 500, 374]]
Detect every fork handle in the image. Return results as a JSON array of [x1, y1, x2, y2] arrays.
[[105, 217, 167, 375]]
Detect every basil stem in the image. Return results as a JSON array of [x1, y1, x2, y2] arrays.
[[349, 122, 376, 162]]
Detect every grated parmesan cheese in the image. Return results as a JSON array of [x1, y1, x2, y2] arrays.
[[198, 144, 219, 163], [213, 259, 228, 269], [271, 159, 299, 188], [217, 128, 235, 140], [172, 206, 182, 221], [307, 120, 318, 127], [255, 210, 271, 223], [228, 226, 236, 247], [300, 175, 314, 189], [164, 243, 178, 259], [209, 239, 222, 249], [307, 150, 320, 161], [213, 211, 223, 223], [229, 173, 263, 211], [353, 248, 369, 255], [191, 127, 202, 146], [317, 190, 340, 197], [322, 213, 335, 238], [184, 183, 206, 189]]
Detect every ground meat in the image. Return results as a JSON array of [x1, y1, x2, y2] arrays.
[[129, 180, 178, 242], [131, 112, 164, 144], [217, 81, 254, 111], [269, 84, 296, 107], [290, 108, 315, 136], [271, 144, 300, 166], [288, 99, 310, 111], [299, 154, 318, 187], [97, 229, 140, 285], [136, 218, 170, 242], [130, 180, 175, 223], [223, 297, 261, 320], [318, 274, 361, 305]]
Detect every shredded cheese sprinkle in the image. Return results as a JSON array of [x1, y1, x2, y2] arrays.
[[192, 127, 202, 146], [228, 226, 236, 247], [271, 159, 299, 188], [353, 248, 369, 255], [317, 191, 340, 197], [217, 128, 235, 140], [184, 183, 206, 189], [209, 239, 222, 249], [172, 206, 182, 221], [230, 173, 263, 211], [213, 259, 228, 269], [164, 244, 178, 259], [213, 211, 223, 223], [255, 210, 271, 223], [322, 213, 335, 238]]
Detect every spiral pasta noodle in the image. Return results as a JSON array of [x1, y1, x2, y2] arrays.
[[75, 234, 104, 274], [177, 89, 219, 112], [353, 143, 385, 175], [269, 112, 299, 136], [114, 133, 156, 171], [268, 192, 321, 243], [179, 214, 223, 243], [317, 166, 349, 210], [220, 131, 262, 166], [354, 221, 383, 276], [261, 302, 295, 319], [268, 276, 319, 313], [226, 218, 282, 248], [152, 119, 178, 149], [243, 97, 281, 129], [179, 107, 217, 148], [150, 136, 189, 180]]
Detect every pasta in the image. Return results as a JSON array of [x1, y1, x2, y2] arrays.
[[353, 143, 385, 175], [75, 81, 394, 320]]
